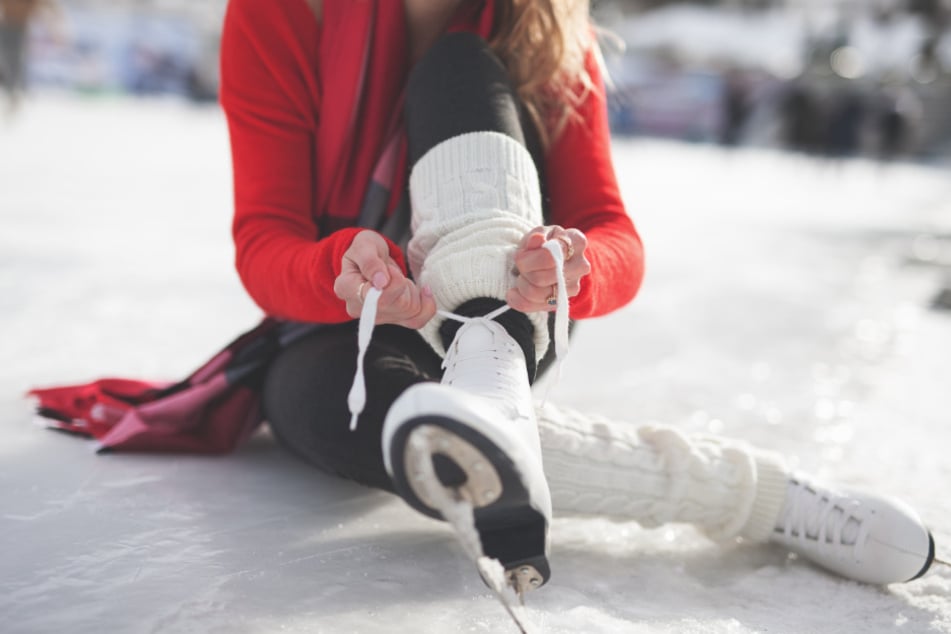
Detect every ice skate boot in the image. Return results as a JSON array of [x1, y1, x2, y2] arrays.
[[383, 314, 552, 593], [770, 475, 935, 584]]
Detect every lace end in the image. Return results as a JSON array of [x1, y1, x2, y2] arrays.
[[542, 237, 571, 371], [347, 286, 382, 432]]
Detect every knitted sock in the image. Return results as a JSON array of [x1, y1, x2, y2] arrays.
[[408, 131, 549, 360], [536, 402, 789, 542]]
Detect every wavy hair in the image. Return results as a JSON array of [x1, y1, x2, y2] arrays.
[[488, 0, 594, 148]]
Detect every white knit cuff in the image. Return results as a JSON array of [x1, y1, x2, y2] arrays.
[[740, 450, 790, 541], [408, 131, 549, 358]]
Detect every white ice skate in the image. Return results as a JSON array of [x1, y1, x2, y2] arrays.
[[771, 475, 935, 585], [382, 313, 553, 595]]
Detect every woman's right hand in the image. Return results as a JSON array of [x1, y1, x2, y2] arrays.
[[333, 230, 436, 329]]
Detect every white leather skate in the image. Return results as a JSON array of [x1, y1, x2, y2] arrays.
[[382, 313, 553, 593], [771, 475, 934, 585]]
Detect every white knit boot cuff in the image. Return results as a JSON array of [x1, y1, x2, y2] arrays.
[[739, 450, 790, 542], [408, 131, 549, 358]]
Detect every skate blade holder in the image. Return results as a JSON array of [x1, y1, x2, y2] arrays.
[[405, 424, 545, 597], [406, 424, 502, 509]]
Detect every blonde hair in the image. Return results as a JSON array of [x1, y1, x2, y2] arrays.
[[488, 0, 594, 148]]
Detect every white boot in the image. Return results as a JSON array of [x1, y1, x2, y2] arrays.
[[770, 475, 934, 585], [383, 315, 552, 591]]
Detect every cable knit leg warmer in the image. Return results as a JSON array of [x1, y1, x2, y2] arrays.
[[408, 131, 550, 359], [536, 402, 790, 542]]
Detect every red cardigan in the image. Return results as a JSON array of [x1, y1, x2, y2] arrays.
[[219, 0, 644, 325]]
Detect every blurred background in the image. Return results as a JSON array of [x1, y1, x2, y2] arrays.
[[594, 0, 951, 162], [0, 0, 225, 108], [2, 0, 950, 161]]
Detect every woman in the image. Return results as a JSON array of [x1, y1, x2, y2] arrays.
[[218, 0, 935, 593]]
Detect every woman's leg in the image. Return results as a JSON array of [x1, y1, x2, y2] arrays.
[[383, 32, 555, 589], [403, 31, 549, 366], [535, 402, 788, 540], [405, 32, 544, 194], [534, 402, 935, 585], [263, 323, 443, 491], [404, 30, 566, 379]]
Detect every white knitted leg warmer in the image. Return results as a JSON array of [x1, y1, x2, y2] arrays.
[[408, 131, 549, 359], [536, 402, 790, 542]]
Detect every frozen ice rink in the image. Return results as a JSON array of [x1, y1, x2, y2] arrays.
[[2, 97, 950, 633]]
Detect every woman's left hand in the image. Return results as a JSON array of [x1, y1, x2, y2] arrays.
[[507, 225, 590, 312]]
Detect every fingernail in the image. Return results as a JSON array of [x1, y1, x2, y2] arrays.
[[372, 271, 388, 289], [422, 285, 433, 298]]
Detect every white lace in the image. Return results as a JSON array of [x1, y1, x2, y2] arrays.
[[777, 478, 869, 560], [347, 238, 570, 431], [542, 239, 569, 398], [347, 285, 382, 431], [439, 305, 528, 407]]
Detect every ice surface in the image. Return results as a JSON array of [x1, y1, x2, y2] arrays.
[[1, 97, 950, 633]]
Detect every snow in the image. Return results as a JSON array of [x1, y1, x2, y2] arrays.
[[2, 97, 950, 633]]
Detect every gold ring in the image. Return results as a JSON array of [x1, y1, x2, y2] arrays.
[[357, 280, 370, 303], [555, 235, 574, 260], [547, 285, 558, 306]]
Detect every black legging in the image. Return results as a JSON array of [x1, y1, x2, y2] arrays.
[[263, 33, 544, 491]]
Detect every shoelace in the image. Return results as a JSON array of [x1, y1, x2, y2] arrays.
[[778, 479, 869, 560], [439, 307, 528, 407], [347, 238, 570, 431]]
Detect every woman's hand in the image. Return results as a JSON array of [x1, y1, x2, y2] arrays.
[[333, 230, 436, 329], [507, 225, 591, 312]]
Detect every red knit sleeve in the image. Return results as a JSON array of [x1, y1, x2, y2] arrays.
[[545, 47, 645, 319], [219, 0, 404, 323]]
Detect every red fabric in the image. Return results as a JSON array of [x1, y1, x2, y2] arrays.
[[30, 378, 173, 439], [94, 379, 262, 454], [28, 318, 287, 453], [219, 0, 644, 324], [31, 379, 261, 454]]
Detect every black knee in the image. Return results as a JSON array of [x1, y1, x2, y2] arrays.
[[262, 324, 444, 491], [263, 324, 376, 482], [405, 32, 533, 165]]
